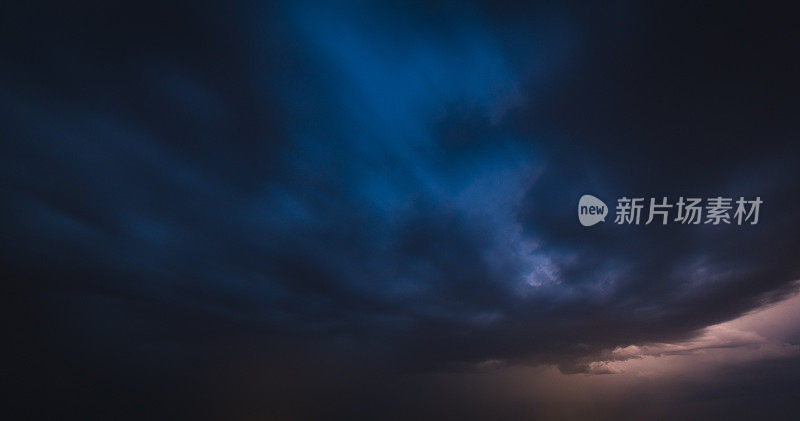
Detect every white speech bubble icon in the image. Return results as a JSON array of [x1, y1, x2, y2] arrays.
[[578, 195, 608, 226]]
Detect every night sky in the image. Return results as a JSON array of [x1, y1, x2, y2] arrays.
[[3, 1, 800, 419]]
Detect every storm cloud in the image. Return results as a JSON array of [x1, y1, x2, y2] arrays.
[[3, 1, 800, 419]]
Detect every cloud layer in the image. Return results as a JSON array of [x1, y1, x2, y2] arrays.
[[3, 1, 800, 419]]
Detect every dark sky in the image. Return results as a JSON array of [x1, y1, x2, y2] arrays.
[[3, 1, 800, 419]]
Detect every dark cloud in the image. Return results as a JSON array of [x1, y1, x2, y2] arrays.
[[3, 1, 800, 419]]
